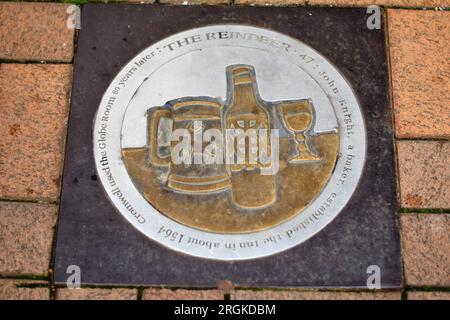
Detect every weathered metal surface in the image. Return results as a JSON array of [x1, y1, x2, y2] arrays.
[[54, 4, 401, 288]]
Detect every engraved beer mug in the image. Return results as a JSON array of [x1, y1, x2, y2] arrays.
[[147, 97, 229, 193]]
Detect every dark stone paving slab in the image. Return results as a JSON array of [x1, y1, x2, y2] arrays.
[[54, 4, 402, 287]]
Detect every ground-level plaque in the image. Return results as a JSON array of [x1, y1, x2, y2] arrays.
[[54, 4, 402, 287]]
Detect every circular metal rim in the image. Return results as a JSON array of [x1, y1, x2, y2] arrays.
[[93, 24, 367, 261]]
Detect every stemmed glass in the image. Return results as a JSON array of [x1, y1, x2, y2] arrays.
[[277, 100, 320, 163]]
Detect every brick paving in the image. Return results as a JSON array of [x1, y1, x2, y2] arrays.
[[389, 10, 450, 139], [397, 141, 449, 208], [159, 0, 229, 4], [143, 288, 224, 300], [0, 1, 448, 300], [0, 202, 57, 276], [401, 214, 450, 286], [0, 64, 72, 202], [308, 0, 449, 7], [407, 291, 450, 300], [230, 290, 401, 300], [56, 288, 137, 300], [0, 3, 74, 62], [235, 0, 450, 6], [0, 279, 49, 300]]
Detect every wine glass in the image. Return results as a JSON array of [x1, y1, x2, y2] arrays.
[[277, 100, 320, 163]]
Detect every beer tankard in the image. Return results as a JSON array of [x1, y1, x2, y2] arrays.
[[147, 97, 230, 194], [276, 100, 321, 163]]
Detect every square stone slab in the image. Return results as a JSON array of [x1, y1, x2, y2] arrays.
[[54, 4, 402, 288]]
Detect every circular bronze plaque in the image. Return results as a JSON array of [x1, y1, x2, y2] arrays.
[[93, 25, 366, 260]]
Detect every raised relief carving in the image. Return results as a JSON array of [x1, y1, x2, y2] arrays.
[[122, 64, 339, 233]]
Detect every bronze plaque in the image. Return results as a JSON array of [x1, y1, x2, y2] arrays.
[[93, 25, 366, 260]]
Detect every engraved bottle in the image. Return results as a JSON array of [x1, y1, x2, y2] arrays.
[[224, 65, 276, 209]]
